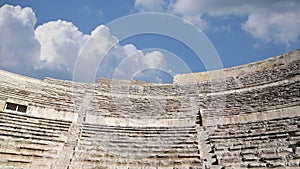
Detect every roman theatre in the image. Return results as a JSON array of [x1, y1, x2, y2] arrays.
[[0, 49, 299, 169]]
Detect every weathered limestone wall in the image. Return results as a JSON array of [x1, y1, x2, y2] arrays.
[[0, 70, 77, 122], [0, 49, 299, 168], [174, 49, 299, 86], [173, 49, 300, 168], [205, 115, 300, 168], [45, 76, 198, 127], [174, 49, 300, 125]]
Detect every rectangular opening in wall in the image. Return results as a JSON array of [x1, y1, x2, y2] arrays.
[[5, 102, 27, 113], [6, 102, 18, 111], [17, 105, 27, 113]]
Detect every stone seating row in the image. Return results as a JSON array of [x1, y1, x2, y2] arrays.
[[108, 55, 299, 95], [25, 72, 298, 119], [202, 78, 300, 118], [0, 82, 74, 112], [0, 111, 73, 169], [85, 95, 197, 120], [194, 58, 300, 93], [1, 61, 298, 121], [80, 77, 298, 121], [206, 116, 300, 168], [70, 123, 201, 169], [43, 54, 299, 97]]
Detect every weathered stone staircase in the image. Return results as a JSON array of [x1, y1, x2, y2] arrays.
[[0, 110, 73, 169]]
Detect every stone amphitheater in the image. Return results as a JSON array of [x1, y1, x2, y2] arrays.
[[0, 49, 299, 169]]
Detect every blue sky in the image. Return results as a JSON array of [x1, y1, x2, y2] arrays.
[[0, 0, 299, 83]]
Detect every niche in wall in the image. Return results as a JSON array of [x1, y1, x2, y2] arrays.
[[4, 102, 27, 113]]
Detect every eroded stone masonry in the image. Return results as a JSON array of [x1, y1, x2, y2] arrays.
[[0, 49, 299, 169]]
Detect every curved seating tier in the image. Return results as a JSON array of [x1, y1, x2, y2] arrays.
[[0, 110, 72, 169], [0, 72, 75, 112], [86, 95, 197, 121], [192, 59, 300, 93], [206, 116, 300, 168], [201, 77, 300, 118], [175, 49, 300, 93], [0, 49, 298, 168], [45, 54, 300, 97], [71, 123, 201, 169], [45, 78, 179, 97]]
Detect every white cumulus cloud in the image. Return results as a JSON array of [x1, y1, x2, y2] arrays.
[[135, 0, 300, 45], [0, 5, 40, 72], [83, 27, 170, 82], [35, 20, 88, 72], [242, 10, 300, 45], [104, 48, 169, 83], [0, 4, 173, 83], [143, 51, 166, 68]]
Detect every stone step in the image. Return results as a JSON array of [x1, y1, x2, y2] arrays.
[[83, 123, 196, 131], [0, 136, 62, 148], [0, 121, 68, 139], [76, 145, 199, 155], [73, 156, 201, 168], [0, 139, 60, 157], [0, 123, 63, 138], [0, 111, 72, 127], [0, 89, 74, 111], [78, 142, 198, 152], [75, 150, 200, 160], [0, 129, 65, 143]]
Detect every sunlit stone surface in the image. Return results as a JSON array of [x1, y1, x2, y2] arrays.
[[0, 49, 299, 168]]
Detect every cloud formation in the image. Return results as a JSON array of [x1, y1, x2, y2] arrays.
[[134, 0, 166, 12], [74, 25, 170, 82], [35, 20, 88, 72], [107, 47, 169, 82], [135, 0, 300, 45], [0, 4, 170, 82], [0, 5, 40, 72]]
